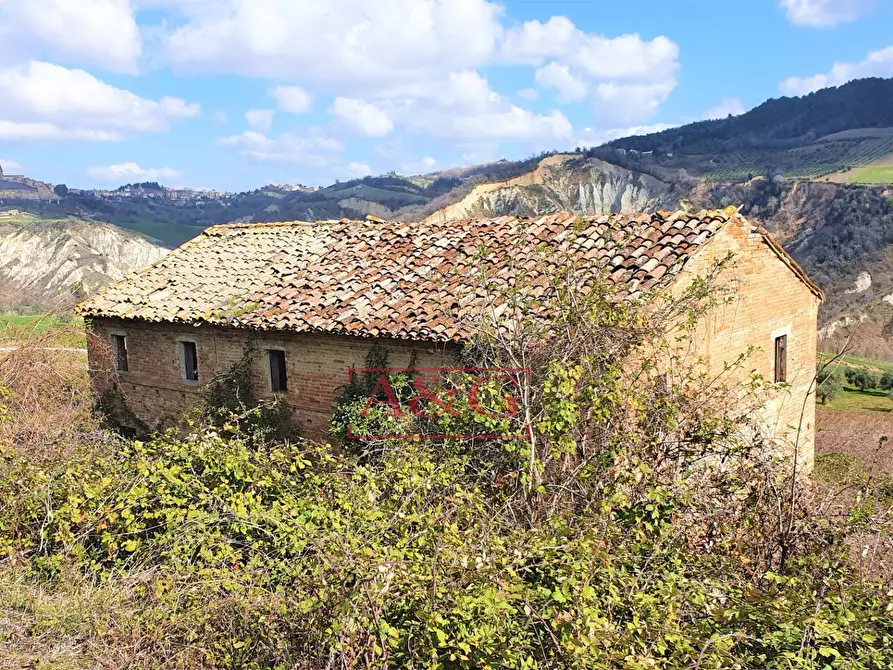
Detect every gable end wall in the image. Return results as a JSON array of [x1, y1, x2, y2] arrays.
[[677, 221, 820, 471]]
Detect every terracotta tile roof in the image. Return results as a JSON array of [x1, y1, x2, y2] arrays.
[[78, 210, 821, 343]]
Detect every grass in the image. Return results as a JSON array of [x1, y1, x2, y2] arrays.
[[821, 386, 893, 412], [0, 315, 86, 349], [819, 352, 893, 373], [847, 164, 893, 184]]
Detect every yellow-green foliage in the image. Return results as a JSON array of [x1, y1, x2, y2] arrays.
[[1, 424, 892, 668], [2, 248, 892, 668]]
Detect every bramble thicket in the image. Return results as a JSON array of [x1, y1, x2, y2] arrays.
[[1, 250, 892, 668]]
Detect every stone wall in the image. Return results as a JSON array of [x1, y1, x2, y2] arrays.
[[87, 318, 458, 440]]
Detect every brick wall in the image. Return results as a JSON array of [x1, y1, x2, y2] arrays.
[[87, 319, 457, 441], [677, 220, 820, 471]]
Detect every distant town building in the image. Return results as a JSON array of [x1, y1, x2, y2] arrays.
[[0, 163, 56, 201]]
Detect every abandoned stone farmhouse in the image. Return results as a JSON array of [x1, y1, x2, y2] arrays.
[[79, 209, 823, 466]]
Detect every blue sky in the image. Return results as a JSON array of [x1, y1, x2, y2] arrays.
[[0, 0, 890, 192]]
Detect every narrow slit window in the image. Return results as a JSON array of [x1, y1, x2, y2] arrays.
[[113, 334, 128, 372], [269, 349, 287, 392], [774, 334, 787, 383], [181, 341, 198, 381]]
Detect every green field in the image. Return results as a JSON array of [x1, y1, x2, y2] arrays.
[[847, 164, 893, 184], [0, 315, 86, 348], [821, 386, 893, 412], [819, 352, 893, 373]]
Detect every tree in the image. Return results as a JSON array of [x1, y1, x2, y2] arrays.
[[817, 366, 842, 404], [844, 367, 878, 391], [880, 371, 893, 390], [54, 184, 69, 197]]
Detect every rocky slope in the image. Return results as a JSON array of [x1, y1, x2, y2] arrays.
[[422, 154, 674, 223], [0, 219, 167, 312]]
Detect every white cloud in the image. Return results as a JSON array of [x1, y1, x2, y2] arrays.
[[401, 156, 438, 173], [575, 122, 677, 149], [780, 0, 876, 28], [331, 98, 394, 137], [703, 97, 746, 120], [385, 71, 573, 144], [592, 80, 677, 125], [217, 129, 344, 163], [245, 108, 274, 131], [0, 61, 200, 141], [534, 62, 587, 103], [87, 162, 183, 183], [0, 0, 141, 73], [516, 88, 538, 101], [0, 120, 121, 141], [0, 158, 24, 174], [500, 19, 679, 123], [272, 85, 313, 114], [345, 161, 372, 177], [163, 0, 504, 90], [780, 45, 893, 95]]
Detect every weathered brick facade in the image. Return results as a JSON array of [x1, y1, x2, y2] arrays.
[[679, 220, 820, 470], [87, 319, 457, 441], [81, 211, 821, 467]]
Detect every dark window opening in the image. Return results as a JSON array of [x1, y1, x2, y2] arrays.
[[269, 349, 287, 392], [774, 334, 787, 383], [113, 334, 128, 372], [181, 341, 198, 381]]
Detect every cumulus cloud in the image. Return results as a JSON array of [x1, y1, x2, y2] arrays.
[[534, 62, 587, 103], [0, 158, 24, 173], [245, 108, 274, 131], [780, 45, 893, 95], [702, 97, 746, 120], [344, 161, 373, 177], [216, 129, 344, 163], [379, 71, 573, 144], [592, 80, 677, 125], [0, 0, 141, 73], [780, 0, 876, 28], [0, 120, 121, 141], [162, 0, 504, 90], [87, 162, 183, 183], [0, 61, 200, 141], [271, 85, 313, 114], [575, 122, 677, 149], [499, 18, 679, 124], [153, 0, 677, 130], [330, 98, 395, 137]]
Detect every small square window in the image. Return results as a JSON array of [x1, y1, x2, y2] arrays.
[[181, 341, 198, 381], [268, 349, 287, 392], [774, 334, 787, 383], [112, 334, 128, 372]]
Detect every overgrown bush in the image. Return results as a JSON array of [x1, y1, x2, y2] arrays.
[[2, 246, 893, 667], [201, 350, 301, 444]]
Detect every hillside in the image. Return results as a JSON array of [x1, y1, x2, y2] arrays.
[[421, 154, 674, 223], [0, 218, 167, 313], [596, 78, 893, 181]]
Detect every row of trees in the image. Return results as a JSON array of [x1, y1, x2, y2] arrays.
[[817, 363, 893, 403]]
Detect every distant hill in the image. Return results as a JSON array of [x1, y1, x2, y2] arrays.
[[595, 78, 893, 182], [2, 77, 893, 355], [0, 217, 167, 313]]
